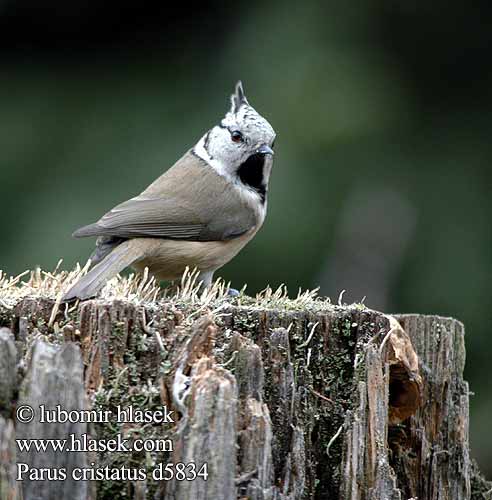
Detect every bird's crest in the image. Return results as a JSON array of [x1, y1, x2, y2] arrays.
[[230, 81, 249, 113]]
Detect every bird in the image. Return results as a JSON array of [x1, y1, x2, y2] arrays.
[[62, 81, 276, 301]]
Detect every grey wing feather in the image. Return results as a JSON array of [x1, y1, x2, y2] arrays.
[[73, 196, 205, 240], [72, 195, 252, 241], [72, 152, 257, 242], [89, 236, 126, 265]]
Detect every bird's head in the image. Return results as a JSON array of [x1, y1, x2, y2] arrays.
[[194, 81, 276, 182]]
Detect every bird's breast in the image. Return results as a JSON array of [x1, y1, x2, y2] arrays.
[[132, 228, 259, 282], [233, 181, 267, 229]]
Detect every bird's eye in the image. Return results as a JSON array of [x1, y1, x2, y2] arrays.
[[231, 130, 243, 143]]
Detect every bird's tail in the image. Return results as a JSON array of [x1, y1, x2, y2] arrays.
[[63, 240, 144, 301]]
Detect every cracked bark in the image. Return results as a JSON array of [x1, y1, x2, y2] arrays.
[[0, 296, 488, 499]]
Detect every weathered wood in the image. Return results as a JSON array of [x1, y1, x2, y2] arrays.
[[0, 292, 487, 499], [0, 328, 19, 500], [392, 315, 471, 500], [0, 328, 17, 412], [0, 415, 18, 500], [234, 334, 275, 500], [16, 339, 90, 500]]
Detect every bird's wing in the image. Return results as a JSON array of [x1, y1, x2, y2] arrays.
[[73, 152, 257, 241]]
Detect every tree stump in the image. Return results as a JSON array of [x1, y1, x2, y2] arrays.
[[0, 283, 490, 499]]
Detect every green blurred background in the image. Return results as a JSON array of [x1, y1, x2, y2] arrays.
[[1, 0, 491, 474]]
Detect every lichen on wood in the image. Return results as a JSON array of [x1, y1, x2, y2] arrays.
[[0, 268, 487, 499]]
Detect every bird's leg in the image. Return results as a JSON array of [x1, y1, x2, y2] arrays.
[[197, 270, 240, 297], [197, 270, 214, 291]]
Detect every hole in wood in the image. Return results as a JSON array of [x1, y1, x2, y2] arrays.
[[388, 364, 421, 424]]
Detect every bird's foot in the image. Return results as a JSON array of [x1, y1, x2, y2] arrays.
[[227, 287, 240, 297]]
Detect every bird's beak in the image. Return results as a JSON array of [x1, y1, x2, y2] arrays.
[[256, 144, 274, 156]]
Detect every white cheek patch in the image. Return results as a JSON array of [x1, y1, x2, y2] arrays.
[[193, 133, 266, 216], [193, 133, 232, 180]]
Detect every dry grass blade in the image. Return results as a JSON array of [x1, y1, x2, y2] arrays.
[[0, 264, 338, 314]]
